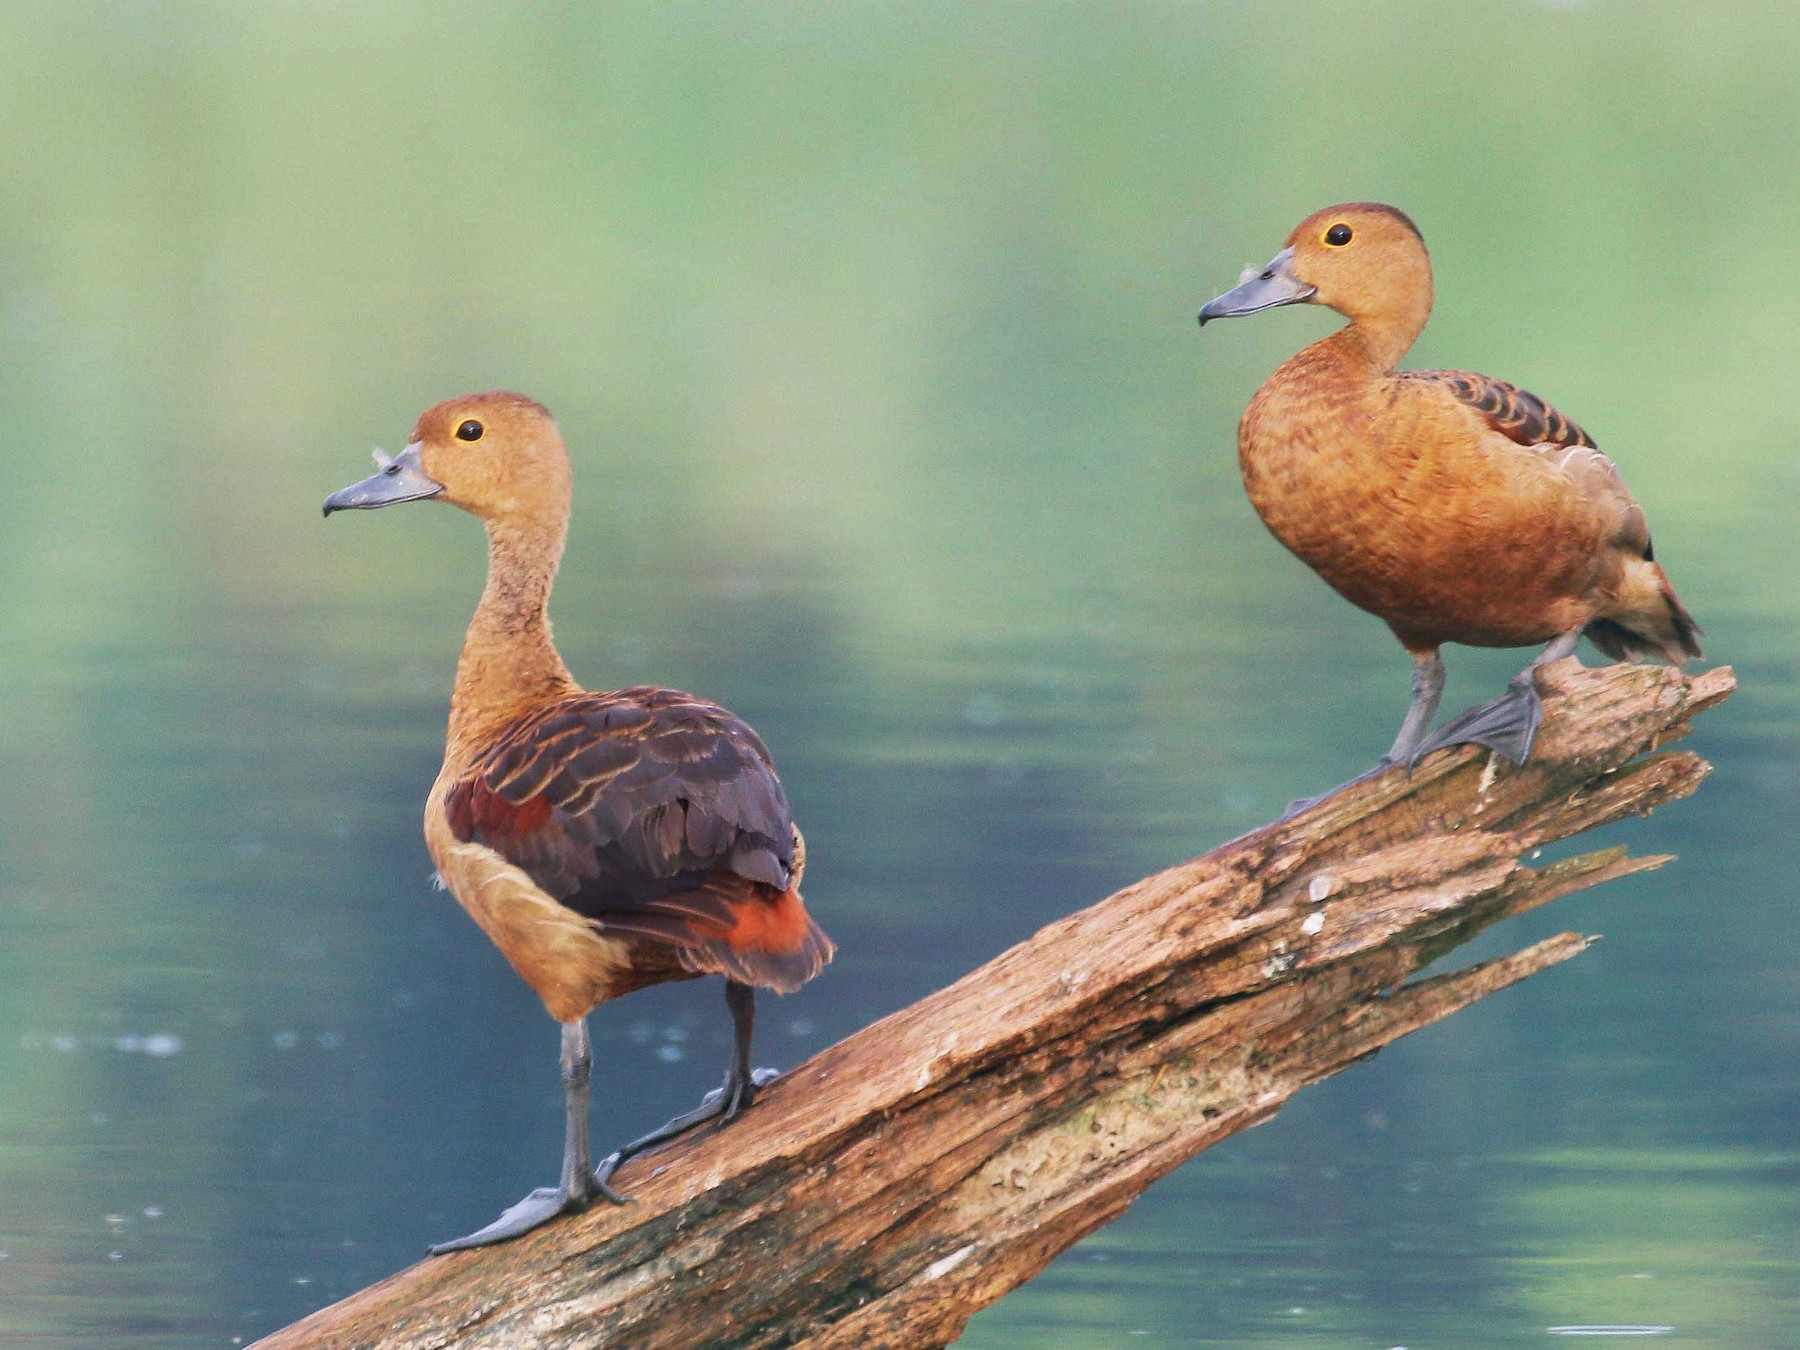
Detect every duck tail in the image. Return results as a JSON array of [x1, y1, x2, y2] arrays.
[[681, 883, 835, 994], [602, 875, 835, 994], [1585, 560, 1703, 665]]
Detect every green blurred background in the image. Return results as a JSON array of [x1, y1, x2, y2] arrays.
[[0, 2, 1794, 1346]]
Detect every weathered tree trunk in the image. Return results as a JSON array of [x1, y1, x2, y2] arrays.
[[256, 661, 1733, 1350]]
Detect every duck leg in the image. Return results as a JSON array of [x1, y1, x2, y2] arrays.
[[1281, 650, 1446, 818], [1385, 649, 1447, 765], [1410, 630, 1581, 766], [428, 1017, 619, 1254], [593, 980, 779, 1192]]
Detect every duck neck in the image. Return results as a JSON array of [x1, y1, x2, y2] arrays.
[[1330, 296, 1430, 375], [447, 515, 578, 755]]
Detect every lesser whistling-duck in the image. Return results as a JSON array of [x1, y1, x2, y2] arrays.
[[1198, 203, 1701, 778], [324, 392, 833, 1251]]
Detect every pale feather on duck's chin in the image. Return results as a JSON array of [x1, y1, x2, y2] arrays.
[[1198, 246, 1317, 325], [322, 441, 445, 516]]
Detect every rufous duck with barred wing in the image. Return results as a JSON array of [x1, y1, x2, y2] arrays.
[[325, 392, 833, 1252], [1199, 203, 1700, 793]]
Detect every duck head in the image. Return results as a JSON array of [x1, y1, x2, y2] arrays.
[[1199, 202, 1434, 360], [323, 391, 572, 526]]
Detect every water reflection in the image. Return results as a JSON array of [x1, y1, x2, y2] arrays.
[[2, 2, 1797, 1347]]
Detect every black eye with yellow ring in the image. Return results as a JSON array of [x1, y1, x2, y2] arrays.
[[1325, 223, 1353, 247], [456, 419, 484, 442]]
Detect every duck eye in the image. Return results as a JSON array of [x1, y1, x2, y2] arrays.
[[1325, 223, 1353, 247], [455, 419, 484, 442]]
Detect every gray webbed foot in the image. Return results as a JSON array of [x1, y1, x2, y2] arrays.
[[1410, 674, 1543, 767], [428, 1017, 627, 1254], [427, 1180, 600, 1254], [1280, 759, 1397, 820], [593, 1066, 782, 1192]]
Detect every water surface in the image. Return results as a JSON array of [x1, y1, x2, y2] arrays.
[[1, 4, 1795, 1346]]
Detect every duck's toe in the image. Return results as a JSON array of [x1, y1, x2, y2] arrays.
[[426, 1184, 588, 1255], [592, 1065, 784, 1193], [1278, 759, 1400, 821], [1412, 679, 1543, 768]]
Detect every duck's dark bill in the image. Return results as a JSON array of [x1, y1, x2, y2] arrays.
[[323, 442, 445, 515], [1199, 247, 1316, 324]]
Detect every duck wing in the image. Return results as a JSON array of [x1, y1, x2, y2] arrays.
[[444, 687, 829, 990], [1408, 369, 1699, 661], [1409, 368, 1650, 559], [1428, 370, 1595, 452]]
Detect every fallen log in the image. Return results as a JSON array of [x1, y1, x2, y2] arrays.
[[256, 660, 1733, 1350]]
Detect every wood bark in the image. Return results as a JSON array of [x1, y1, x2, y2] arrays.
[[256, 661, 1733, 1350]]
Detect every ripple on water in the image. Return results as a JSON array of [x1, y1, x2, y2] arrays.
[[18, 1031, 184, 1056], [1547, 1329, 1675, 1338]]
